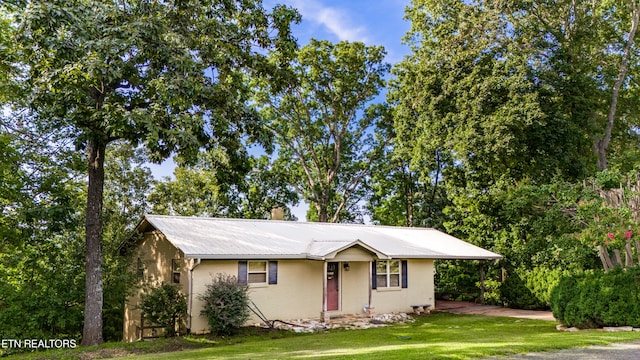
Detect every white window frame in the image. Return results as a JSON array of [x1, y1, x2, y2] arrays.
[[247, 260, 268, 284], [376, 260, 401, 288]]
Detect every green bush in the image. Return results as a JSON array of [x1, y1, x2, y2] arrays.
[[435, 260, 481, 301], [199, 273, 250, 335], [139, 283, 187, 337], [501, 267, 565, 310], [478, 279, 502, 305], [551, 267, 640, 328]]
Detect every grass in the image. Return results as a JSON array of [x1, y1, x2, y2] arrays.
[[8, 313, 640, 359]]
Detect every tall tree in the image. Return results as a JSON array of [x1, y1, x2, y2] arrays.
[[390, 0, 640, 305], [102, 142, 153, 340], [9, 0, 299, 345], [593, 2, 640, 170], [367, 114, 449, 228], [501, 0, 640, 171], [392, 0, 591, 191], [0, 118, 87, 340], [254, 40, 389, 222]]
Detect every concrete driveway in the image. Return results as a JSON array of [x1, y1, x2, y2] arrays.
[[435, 300, 556, 321]]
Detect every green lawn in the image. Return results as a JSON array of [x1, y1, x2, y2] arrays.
[[11, 313, 640, 360]]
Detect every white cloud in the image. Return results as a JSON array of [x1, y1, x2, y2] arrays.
[[286, 0, 369, 43]]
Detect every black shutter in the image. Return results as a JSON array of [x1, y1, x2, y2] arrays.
[[268, 261, 278, 284], [238, 261, 248, 284], [371, 261, 377, 289], [401, 260, 408, 288]]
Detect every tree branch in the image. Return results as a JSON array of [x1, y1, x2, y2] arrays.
[[596, 2, 640, 170]]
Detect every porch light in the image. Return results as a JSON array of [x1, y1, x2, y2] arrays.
[[343, 262, 350, 271]]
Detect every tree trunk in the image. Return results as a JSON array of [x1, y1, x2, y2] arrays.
[[82, 138, 106, 346], [406, 168, 414, 227], [596, 2, 640, 170], [316, 203, 329, 222]]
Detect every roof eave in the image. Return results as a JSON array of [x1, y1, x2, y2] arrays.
[[183, 254, 308, 260], [182, 254, 502, 260], [411, 255, 503, 260]]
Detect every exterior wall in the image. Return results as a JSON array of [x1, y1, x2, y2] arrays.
[[332, 246, 376, 262], [124, 234, 436, 340], [331, 246, 375, 316], [123, 232, 189, 342], [371, 259, 435, 314], [339, 261, 370, 315], [190, 259, 324, 334]]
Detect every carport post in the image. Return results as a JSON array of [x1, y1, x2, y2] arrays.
[[321, 261, 328, 322]]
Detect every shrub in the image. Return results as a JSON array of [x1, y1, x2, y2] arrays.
[[199, 273, 250, 335], [478, 279, 502, 305], [551, 267, 640, 328], [501, 267, 565, 310], [435, 260, 481, 301], [139, 283, 187, 337]]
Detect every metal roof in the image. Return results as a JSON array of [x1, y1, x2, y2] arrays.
[[138, 215, 502, 260]]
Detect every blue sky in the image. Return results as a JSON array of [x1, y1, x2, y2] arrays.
[[148, 0, 413, 220], [272, 0, 411, 63]]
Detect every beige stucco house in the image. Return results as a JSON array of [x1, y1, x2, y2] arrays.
[[123, 214, 501, 341]]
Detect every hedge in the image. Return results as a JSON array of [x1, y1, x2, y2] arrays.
[[551, 267, 640, 328], [501, 267, 565, 310]]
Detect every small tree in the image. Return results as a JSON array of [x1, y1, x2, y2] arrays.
[[199, 273, 250, 335], [139, 283, 187, 337]]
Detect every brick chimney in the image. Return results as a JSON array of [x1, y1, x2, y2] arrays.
[[270, 206, 284, 221]]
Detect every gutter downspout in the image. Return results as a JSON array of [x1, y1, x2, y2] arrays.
[[188, 258, 202, 333]]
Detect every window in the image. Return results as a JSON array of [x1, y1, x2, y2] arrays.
[[248, 261, 267, 284], [172, 259, 181, 284], [137, 258, 144, 280], [238, 261, 278, 285], [376, 260, 400, 288]]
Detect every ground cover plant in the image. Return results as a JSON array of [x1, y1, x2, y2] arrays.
[[9, 313, 640, 360]]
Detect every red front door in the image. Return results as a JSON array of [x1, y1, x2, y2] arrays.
[[326, 262, 339, 311]]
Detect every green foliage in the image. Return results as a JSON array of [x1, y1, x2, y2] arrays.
[[14, 0, 301, 162], [237, 156, 299, 220], [102, 142, 153, 341], [0, 134, 149, 342], [0, 127, 85, 341], [149, 154, 298, 219], [139, 284, 187, 337], [435, 260, 481, 301], [10, 0, 299, 344], [389, 0, 640, 302], [199, 273, 250, 336], [149, 165, 226, 217], [0, 237, 85, 340], [254, 39, 389, 222], [595, 169, 624, 190], [479, 279, 502, 305], [392, 0, 594, 192], [367, 119, 449, 228], [502, 267, 567, 310], [551, 267, 640, 328]]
